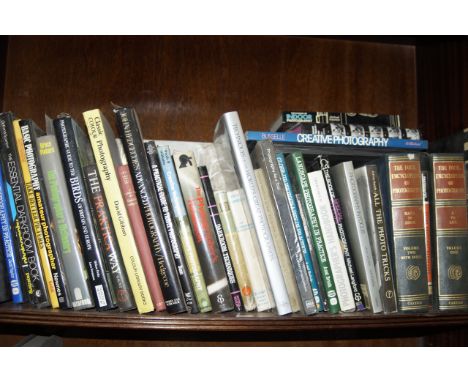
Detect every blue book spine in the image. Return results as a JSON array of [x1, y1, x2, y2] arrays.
[[246, 131, 428, 150], [276, 152, 323, 311], [0, 164, 24, 303]]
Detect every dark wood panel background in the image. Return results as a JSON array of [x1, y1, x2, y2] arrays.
[[2, 36, 417, 141]]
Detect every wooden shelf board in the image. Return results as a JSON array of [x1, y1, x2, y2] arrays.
[[1, 303, 467, 332]]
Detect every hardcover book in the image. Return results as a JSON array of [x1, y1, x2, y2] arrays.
[[84, 108, 154, 314], [53, 115, 116, 311], [16, 119, 70, 308], [113, 106, 185, 314], [377, 153, 429, 312], [146, 141, 198, 313], [355, 164, 398, 314], [283, 152, 344, 313], [330, 161, 383, 313], [251, 140, 320, 314], [174, 150, 234, 313], [77, 135, 136, 312], [428, 154, 468, 311], [213, 111, 291, 315], [310, 155, 366, 311], [38, 134, 94, 310], [157, 145, 211, 313], [421, 169, 433, 304], [199, 165, 244, 312], [116, 139, 166, 312], [0, 112, 49, 307], [0, 245, 10, 302]]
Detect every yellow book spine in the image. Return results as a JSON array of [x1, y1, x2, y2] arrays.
[[83, 109, 154, 313], [13, 120, 59, 308]]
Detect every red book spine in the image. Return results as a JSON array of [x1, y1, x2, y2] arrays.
[[117, 164, 166, 311]]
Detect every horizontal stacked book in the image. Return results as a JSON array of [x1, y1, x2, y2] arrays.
[[0, 107, 467, 317]]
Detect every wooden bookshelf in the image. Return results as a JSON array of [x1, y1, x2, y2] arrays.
[[0, 35, 467, 346]]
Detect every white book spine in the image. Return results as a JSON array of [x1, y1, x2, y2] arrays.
[[221, 112, 291, 315], [227, 189, 275, 312], [308, 170, 355, 312]]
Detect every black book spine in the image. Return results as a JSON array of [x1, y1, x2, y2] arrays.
[[0, 113, 49, 307], [114, 107, 186, 314], [53, 117, 116, 311], [198, 165, 244, 312], [83, 165, 136, 311], [311, 155, 366, 311], [145, 141, 198, 313], [20, 120, 70, 309], [0, 244, 10, 302]]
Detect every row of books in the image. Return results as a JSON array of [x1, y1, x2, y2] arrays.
[[0, 108, 467, 316]]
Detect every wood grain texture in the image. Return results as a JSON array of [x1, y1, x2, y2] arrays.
[[3, 36, 417, 142]]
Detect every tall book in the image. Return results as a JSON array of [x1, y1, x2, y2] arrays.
[[254, 168, 303, 313], [226, 189, 275, 311], [0, 245, 10, 302], [213, 190, 256, 311], [53, 116, 116, 311], [16, 119, 70, 308], [377, 153, 429, 312], [285, 152, 349, 312], [112, 107, 185, 314], [80, 145, 136, 311], [330, 161, 383, 313], [83, 108, 154, 314], [199, 165, 244, 312], [0, 160, 24, 303], [251, 140, 320, 314], [116, 139, 166, 312], [0, 112, 49, 307], [213, 111, 291, 315], [157, 145, 211, 313], [355, 164, 398, 314], [174, 150, 234, 313], [38, 134, 95, 310], [145, 141, 198, 313], [310, 155, 366, 311], [428, 154, 468, 311]]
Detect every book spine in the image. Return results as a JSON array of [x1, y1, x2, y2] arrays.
[[19, 121, 69, 308], [307, 169, 356, 312], [329, 162, 383, 313], [254, 168, 302, 313], [0, 163, 24, 303], [219, 112, 291, 315], [116, 159, 166, 312], [84, 109, 154, 314], [430, 155, 468, 311], [214, 190, 256, 311], [355, 165, 397, 313], [174, 151, 234, 313], [83, 164, 136, 311], [274, 151, 324, 312], [421, 170, 433, 305], [14, 120, 58, 308], [0, 114, 49, 306], [145, 142, 198, 313], [199, 166, 244, 312], [284, 152, 341, 313], [226, 189, 275, 311], [252, 140, 318, 314], [0, 245, 10, 302], [383, 154, 429, 312], [278, 111, 400, 127], [113, 107, 185, 314], [245, 131, 428, 150], [157, 145, 211, 313], [313, 156, 366, 311], [38, 136, 94, 310], [53, 117, 116, 310]]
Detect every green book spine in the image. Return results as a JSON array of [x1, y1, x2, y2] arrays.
[[282, 152, 340, 313]]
